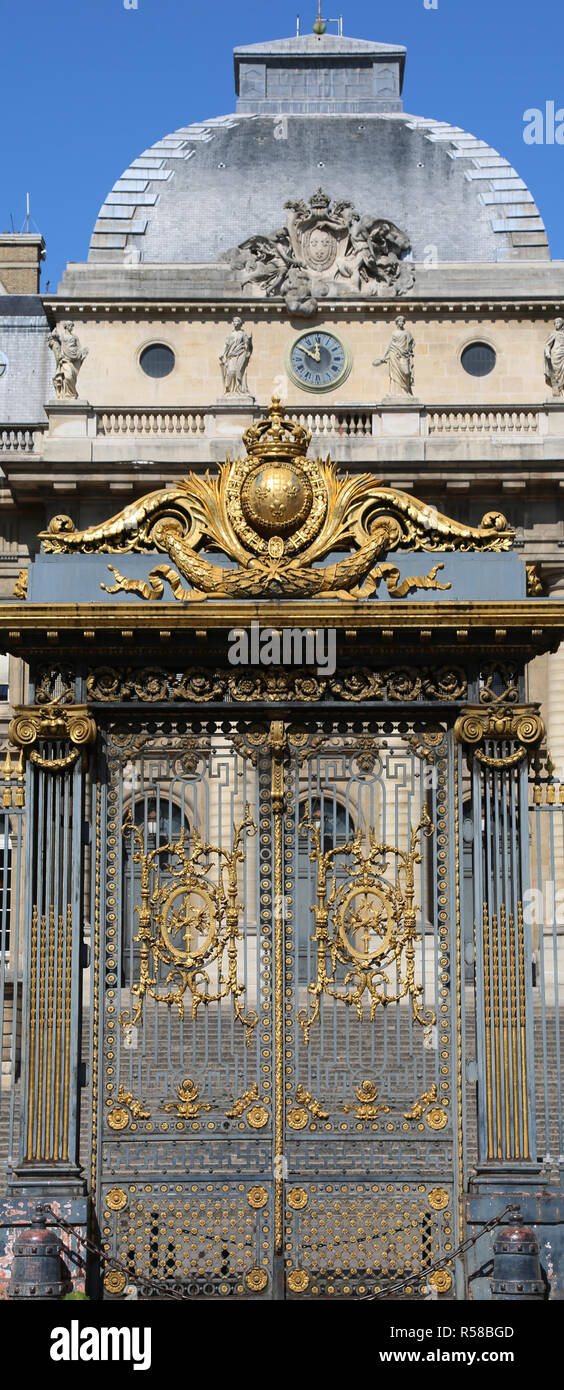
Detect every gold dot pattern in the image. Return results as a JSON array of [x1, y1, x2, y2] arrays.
[[285, 1185, 452, 1298], [106, 1184, 271, 1295]]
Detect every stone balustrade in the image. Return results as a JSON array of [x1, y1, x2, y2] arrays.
[[0, 426, 43, 454], [427, 408, 540, 435], [2, 404, 562, 453]]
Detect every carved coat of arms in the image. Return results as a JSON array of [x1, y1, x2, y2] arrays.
[[221, 189, 415, 314]]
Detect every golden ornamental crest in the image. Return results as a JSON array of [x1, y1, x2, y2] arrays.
[[39, 398, 513, 603]]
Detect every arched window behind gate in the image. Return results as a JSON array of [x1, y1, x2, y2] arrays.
[[122, 798, 191, 987], [297, 796, 356, 959]]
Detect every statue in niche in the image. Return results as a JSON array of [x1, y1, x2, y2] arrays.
[[48, 321, 88, 400], [219, 317, 254, 396], [373, 316, 416, 398], [544, 318, 564, 398]]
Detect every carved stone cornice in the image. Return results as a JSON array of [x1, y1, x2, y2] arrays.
[[454, 705, 544, 769], [9, 701, 97, 769]]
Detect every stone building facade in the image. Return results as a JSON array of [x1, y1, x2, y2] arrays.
[[0, 26, 563, 1300]]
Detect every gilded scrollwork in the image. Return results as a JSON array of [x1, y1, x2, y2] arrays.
[[34, 666, 77, 706], [226, 1082, 261, 1118], [163, 1077, 211, 1119], [39, 398, 512, 604], [344, 1080, 391, 1120], [107, 1085, 150, 1130], [119, 803, 258, 1043], [287, 1085, 329, 1130], [403, 1083, 439, 1120], [297, 805, 436, 1044], [403, 727, 446, 764], [13, 568, 28, 599], [479, 662, 520, 706]]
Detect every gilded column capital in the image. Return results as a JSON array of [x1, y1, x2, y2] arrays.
[[454, 704, 544, 769], [9, 701, 97, 769]]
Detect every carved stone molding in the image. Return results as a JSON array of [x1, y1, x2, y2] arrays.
[[454, 705, 544, 769]]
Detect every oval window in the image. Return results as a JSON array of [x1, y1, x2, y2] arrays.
[[461, 342, 496, 377], [139, 344, 175, 378]]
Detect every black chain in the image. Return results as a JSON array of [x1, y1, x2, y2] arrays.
[[38, 1201, 518, 1302], [38, 1206, 193, 1301], [360, 1203, 517, 1300]]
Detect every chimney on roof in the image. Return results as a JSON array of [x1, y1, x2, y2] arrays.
[[0, 233, 46, 294]]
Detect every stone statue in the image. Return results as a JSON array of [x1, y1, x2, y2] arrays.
[[283, 265, 319, 317], [48, 321, 88, 400], [544, 318, 564, 398], [219, 317, 253, 396], [373, 316, 416, 398], [221, 189, 414, 310]]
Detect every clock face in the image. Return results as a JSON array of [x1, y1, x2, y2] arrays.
[[287, 331, 351, 392]]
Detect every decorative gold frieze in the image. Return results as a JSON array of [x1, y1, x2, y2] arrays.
[[455, 706, 544, 768], [86, 664, 468, 707], [118, 804, 258, 1043], [297, 805, 436, 1043], [39, 397, 512, 603]]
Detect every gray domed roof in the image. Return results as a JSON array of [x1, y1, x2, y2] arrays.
[[88, 32, 549, 268]]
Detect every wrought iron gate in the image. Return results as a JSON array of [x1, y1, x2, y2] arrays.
[[92, 711, 460, 1299]]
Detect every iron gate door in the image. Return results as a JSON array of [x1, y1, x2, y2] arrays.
[[93, 710, 461, 1299]]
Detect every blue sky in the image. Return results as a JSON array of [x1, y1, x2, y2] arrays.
[[2, 0, 564, 288]]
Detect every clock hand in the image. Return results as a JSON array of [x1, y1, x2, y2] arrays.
[[302, 344, 321, 362]]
